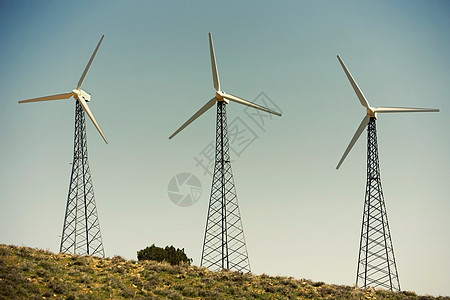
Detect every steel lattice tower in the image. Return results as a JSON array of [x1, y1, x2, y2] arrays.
[[356, 117, 400, 291], [170, 33, 280, 271], [200, 101, 251, 272], [60, 101, 105, 257]]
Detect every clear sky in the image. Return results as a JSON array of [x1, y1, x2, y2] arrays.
[[0, 0, 449, 296]]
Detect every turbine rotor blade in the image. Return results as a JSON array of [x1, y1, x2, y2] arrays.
[[77, 96, 108, 144], [223, 93, 282, 116], [77, 35, 104, 90], [18, 92, 73, 103], [209, 32, 220, 91], [374, 107, 440, 113], [169, 97, 217, 139], [337, 55, 370, 109], [336, 115, 370, 170]]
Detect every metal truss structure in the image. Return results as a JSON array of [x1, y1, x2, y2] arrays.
[[201, 101, 251, 272], [60, 101, 105, 257], [356, 117, 400, 291]]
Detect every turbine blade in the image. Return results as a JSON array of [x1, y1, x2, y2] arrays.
[[375, 107, 440, 113], [77, 35, 104, 90], [337, 55, 370, 109], [209, 32, 220, 91], [169, 97, 217, 139], [336, 115, 370, 170], [77, 96, 108, 144], [18, 92, 73, 103], [223, 93, 282, 116]]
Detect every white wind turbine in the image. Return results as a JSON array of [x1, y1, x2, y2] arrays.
[[169, 32, 281, 140], [18, 35, 108, 257], [336, 55, 438, 169], [335, 55, 439, 291], [19, 35, 108, 144], [169, 32, 281, 272]]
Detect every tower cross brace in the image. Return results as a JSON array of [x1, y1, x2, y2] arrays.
[[356, 117, 400, 291], [60, 101, 105, 257], [200, 101, 250, 272]]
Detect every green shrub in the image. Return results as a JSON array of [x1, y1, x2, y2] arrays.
[[137, 244, 192, 266]]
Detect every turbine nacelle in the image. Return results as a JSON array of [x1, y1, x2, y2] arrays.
[[72, 89, 91, 102], [215, 90, 229, 103], [367, 107, 377, 119]]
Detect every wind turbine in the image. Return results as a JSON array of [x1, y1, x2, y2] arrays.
[[19, 35, 107, 257], [170, 33, 281, 272], [336, 55, 439, 291]]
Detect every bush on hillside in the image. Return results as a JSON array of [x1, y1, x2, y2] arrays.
[[137, 244, 192, 266]]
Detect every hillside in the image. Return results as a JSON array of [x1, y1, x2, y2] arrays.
[[0, 244, 448, 300]]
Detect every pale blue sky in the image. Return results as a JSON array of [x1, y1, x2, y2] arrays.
[[0, 0, 449, 296]]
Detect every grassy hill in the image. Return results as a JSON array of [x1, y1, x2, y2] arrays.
[[0, 244, 448, 300]]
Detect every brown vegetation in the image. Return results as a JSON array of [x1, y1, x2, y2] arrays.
[[0, 244, 448, 300]]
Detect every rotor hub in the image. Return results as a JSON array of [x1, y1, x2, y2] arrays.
[[367, 107, 376, 118], [216, 90, 228, 103], [73, 89, 91, 102], [72, 89, 81, 98], [215, 90, 225, 100]]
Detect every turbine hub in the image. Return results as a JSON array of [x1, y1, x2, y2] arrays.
[[72, 89, 81, 97], [215, 90, 228, 103], [367, 107, 376, 118], [215, 90, 225, 100], [73, 89, 91, 102]]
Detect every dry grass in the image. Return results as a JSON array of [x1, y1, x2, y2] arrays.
[[0, 244, 448, 300]]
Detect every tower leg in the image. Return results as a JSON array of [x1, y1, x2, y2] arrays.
[[356, 117, 400, 291], [60, 101, 105, 257], [201, 101, 250, 272]]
